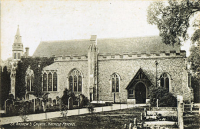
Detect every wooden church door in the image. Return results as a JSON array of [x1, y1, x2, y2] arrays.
[[135, 82, 146, 104]]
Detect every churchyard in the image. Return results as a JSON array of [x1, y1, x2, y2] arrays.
[[1, 88, 200, 129], [1, 102, 200, 129]]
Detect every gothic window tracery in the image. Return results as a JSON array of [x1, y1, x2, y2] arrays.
[[42, 71, 57, 91], [160, 73, 170, 91], [68, 69, 82, 93], [53, 73, 57, 91], [26, 66, 34, 91], [111, 73, 120, 92]]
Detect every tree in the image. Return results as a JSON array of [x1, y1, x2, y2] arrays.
[[0, 66, 11, 108], [147, 0, 200, 46], [61, 88, 76, 105], [149, 87, 177, 107], [15, 57, 54, 99], [188, 44, 200, 72]]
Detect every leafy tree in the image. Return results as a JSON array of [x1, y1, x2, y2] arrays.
[[15, 57, 54, 99], [188, 41, 200, 103], [61, 88, 76, 105], [0, 66, 11, 108], [191, 75, 200, 103], [147, 0, 200, 46], [188, 44, 200, 72], [149, 87, 177, 107]]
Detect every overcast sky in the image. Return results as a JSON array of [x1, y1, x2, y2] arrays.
[[1, 0, 192, 60]]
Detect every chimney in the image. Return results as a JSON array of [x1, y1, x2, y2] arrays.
[[25, 47, 29, 57], [90, 35, 97, 45]]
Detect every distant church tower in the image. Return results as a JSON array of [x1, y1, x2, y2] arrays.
[[10, 26, 24, 98], [12, 25, 24, 60], [88, 35, 98, 101]]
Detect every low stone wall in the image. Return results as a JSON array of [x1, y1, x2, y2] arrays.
[[151, 107, 177, 111], [147, 111, 177, 117]]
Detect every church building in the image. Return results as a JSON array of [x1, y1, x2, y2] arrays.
[[11, 27, 193, 104]]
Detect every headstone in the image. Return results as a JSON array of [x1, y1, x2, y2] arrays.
[[133, 118, 137, 127], [35, 98, 40, 111], [68, 97, 73, 110], [48, 98, 52, 107], [144, 108, 147, 117], [129, 123, 132, 129], [177, 95, 183, 129], [5, 99, 14, 115], [124, 124, 126, 129], [79, 94, 84, 108], [33, 99, 35, 112], [53, 99, 56, 106]]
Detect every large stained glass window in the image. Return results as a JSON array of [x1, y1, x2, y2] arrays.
[[48, 73, 52, 91], [53, 73, 57, 91], [43, 73, 47, 91], [26, 66, 34, 92], [111, 73, 120, 92], [69, 69, 82, 93], [43, 72, 57, 91], [160, 73, 170, 91]]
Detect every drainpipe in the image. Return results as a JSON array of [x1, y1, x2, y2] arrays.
[[155, 60, 158, 87]]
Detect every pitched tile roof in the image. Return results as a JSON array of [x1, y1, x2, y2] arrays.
[[33, 36, 180, 57]]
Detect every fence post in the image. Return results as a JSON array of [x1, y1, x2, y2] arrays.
[[4, 100, 7, 114], [129, 123, 132, 129], [33, 99, 35, 113], [177, 95, 184, 129], [157, 99, 158, 108], [199, 105, 200, 115], [190, 102, 193, 113]]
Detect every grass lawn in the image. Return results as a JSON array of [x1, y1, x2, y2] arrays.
[[2, 107, 145, 129], [39, 107, 145, 129]]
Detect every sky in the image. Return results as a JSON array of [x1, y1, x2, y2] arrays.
[[0, 0, 194, 60]]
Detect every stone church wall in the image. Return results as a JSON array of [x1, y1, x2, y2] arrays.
[[45, 60, 89, 99], [98, 56, 192, 103]]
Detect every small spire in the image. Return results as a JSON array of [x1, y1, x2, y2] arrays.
[[14, 25, 22, 43], [16, 25, 20, 36]]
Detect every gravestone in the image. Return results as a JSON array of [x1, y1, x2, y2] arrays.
[[53, 99, 56, 106], [68, 97, 73, 110], [5, 99, 14, 115], [129, 123, 132, 129], [133, 118, 137, 128], [57, 98, 61, 110], [35, 98, 40, 111], [48, 98, 52, 107], [177, 95, 183, 129], [79, 94, 84, 108], [32, 99, 35, 112]]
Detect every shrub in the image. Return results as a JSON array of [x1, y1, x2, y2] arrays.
[[149, 87, 177, 107], [79, 94, 89, 108], [61, 88, 76, 105], [87, 103, 94, 114]]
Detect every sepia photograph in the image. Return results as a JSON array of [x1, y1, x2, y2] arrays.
[[0, 0, 200, 128]]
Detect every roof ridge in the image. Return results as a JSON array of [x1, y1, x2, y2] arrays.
[[40, 35, 161, 43]]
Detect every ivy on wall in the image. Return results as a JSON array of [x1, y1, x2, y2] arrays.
[[0, 66, 11, 108], [15, 57, 54, 99]]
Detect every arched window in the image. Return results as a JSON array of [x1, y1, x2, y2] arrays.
[[48, 73, 52, 91], [18, 53, 21, 59], [111, 73, 120, 92], [68, 69, 82, 93], [43, 73, 47, 91], [27, 76, 31, 91], [43, 71, 57, 91], [26, 66, 34, 91], [53, 72, 57, 91], [160, 73, 170, 91], [14, 53, 17, 59]]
